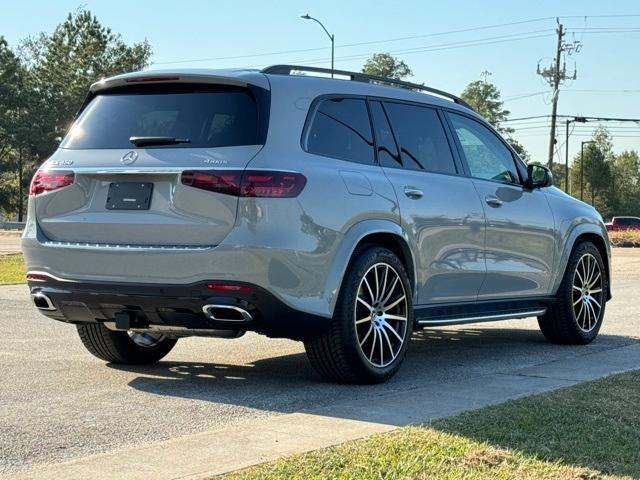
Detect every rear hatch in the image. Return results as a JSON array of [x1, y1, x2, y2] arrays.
[[35, 76, 269, 247]]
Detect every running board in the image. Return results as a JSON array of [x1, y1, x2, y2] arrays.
[[414, 298, 552, 327]]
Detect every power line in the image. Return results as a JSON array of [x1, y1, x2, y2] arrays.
[[269, 31, 555, 68], [152, 15, 640, 67], [152, 16, 558, 65]]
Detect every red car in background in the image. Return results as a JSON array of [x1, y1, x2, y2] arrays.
[[605, 216, 640, 232]]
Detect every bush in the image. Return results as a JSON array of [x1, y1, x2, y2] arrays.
[[609, 230, 640, 247]]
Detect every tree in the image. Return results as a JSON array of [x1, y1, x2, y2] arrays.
[[460, 80, 529, 161], [0, 9, 153, 219], [21, 9, 153, 152], [610, 150, 640, 216], [569, 127, 614, 217], [362, 53, 412, 80], [0, 37, 29, 219]]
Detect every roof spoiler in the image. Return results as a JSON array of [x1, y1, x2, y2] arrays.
[[89, 72, 249, 93]]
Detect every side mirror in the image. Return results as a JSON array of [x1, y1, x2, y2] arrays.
[[526, 164, 553, 189]]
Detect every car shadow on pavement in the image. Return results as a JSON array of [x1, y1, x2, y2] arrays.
[[108, 326, 638, 416]]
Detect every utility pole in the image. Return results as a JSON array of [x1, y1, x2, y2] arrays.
[[480, 70, 492, 83], [537, 19, 579, 170]]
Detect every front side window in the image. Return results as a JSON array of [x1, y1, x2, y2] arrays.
[[305, 98, 374, 164], [448, 113, 520, 184], [382, 102, 456, 174]]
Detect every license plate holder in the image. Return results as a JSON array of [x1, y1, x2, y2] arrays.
[[106, 182, 153, 210]]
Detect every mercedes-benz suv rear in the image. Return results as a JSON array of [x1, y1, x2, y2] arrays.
[[23, 66, 611, 384]]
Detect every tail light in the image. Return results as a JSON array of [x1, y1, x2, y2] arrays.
[[29, 170, 75, 196], [181, 170, 306, 198]]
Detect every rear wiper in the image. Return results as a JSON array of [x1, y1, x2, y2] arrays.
[[129, 136, 191, 147]]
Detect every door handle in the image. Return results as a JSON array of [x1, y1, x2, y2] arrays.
[[403, 186, 423, 199], [485, 195, 503, 207]]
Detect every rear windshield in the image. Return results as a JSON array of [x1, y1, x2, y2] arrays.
[[61, 86, 260, 149]]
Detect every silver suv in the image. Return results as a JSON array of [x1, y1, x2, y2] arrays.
[[22, 65, 611, 383]]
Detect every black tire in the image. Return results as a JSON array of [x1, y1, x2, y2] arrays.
[[304, 246, 413, 384], [538, 240, 607, 345], [77, 323, 177, 364]]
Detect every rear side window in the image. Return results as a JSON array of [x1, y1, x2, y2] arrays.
[[61, 86, 260, 149], [382, 102, 456, 174], [448, 113, 520, 184], [304, 98, 374, 164]]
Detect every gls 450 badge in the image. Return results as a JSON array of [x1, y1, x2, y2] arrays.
[[47, 159, 74, 167]]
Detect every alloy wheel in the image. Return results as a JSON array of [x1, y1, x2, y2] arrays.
[[354, 262, 408, 368], [572, 253, 603, 332]]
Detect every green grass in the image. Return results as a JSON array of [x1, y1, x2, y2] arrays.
[[0, 254, 25, 284], [226, 370, 640, 479]]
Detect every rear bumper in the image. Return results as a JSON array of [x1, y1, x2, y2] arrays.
[[27, 277, 330, 340]]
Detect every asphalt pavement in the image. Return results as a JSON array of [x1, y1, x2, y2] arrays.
[[1, 249, 639, 476]]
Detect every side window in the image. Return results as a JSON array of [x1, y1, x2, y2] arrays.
[[448, 113, 520, 184], [305, 98, 374, 164], [382, 102, 457, 174], [369, 101, 401, 168]]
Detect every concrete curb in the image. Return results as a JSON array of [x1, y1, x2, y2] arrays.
[[5, 342, 639, 480]]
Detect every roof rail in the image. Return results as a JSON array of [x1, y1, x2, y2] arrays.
[[262, 64, 473, 110]]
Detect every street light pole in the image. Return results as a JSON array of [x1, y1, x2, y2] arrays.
[[301, 14, 334, 76], [564, 116, 587, 194], [580, 140, 595, 202]]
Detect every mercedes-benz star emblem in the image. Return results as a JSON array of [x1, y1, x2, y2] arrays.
[[121, 151, 138, 165]]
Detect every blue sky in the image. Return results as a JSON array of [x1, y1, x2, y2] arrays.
[[2, 0, 639, 163]]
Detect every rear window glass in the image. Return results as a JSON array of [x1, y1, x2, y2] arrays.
[[61, 87, 259, 149], [304, 98, 374, 164]]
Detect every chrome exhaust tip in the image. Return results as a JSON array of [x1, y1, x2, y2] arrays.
[[202, 304, 253, 322], [31, 292, 56, 311]]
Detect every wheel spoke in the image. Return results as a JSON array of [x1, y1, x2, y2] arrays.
[[374, 266, 380, 303], [573, 296, 583, 306], [382, 320, 403, 342], [378, 328, 385, 365], [383, 295, 406, 312], [379, 265, 389, 305], [589, 288, 602, 294], [380, 276, 398, 305], [362, 277, 375, 304], [357, 296, 373, 310], [360, 325, 373, 346], [572, 285, 582, 292], [575, 259, 585, 286], [356, 316, 371, 325], [385, 314, 407, 322], [369, 328, 378, 361], [584, 301, 593, 329], [576, 303, 585, 328], [588, 296, 601, 309], [381, 328, 395, 361], [588, 272, 601, 289]]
